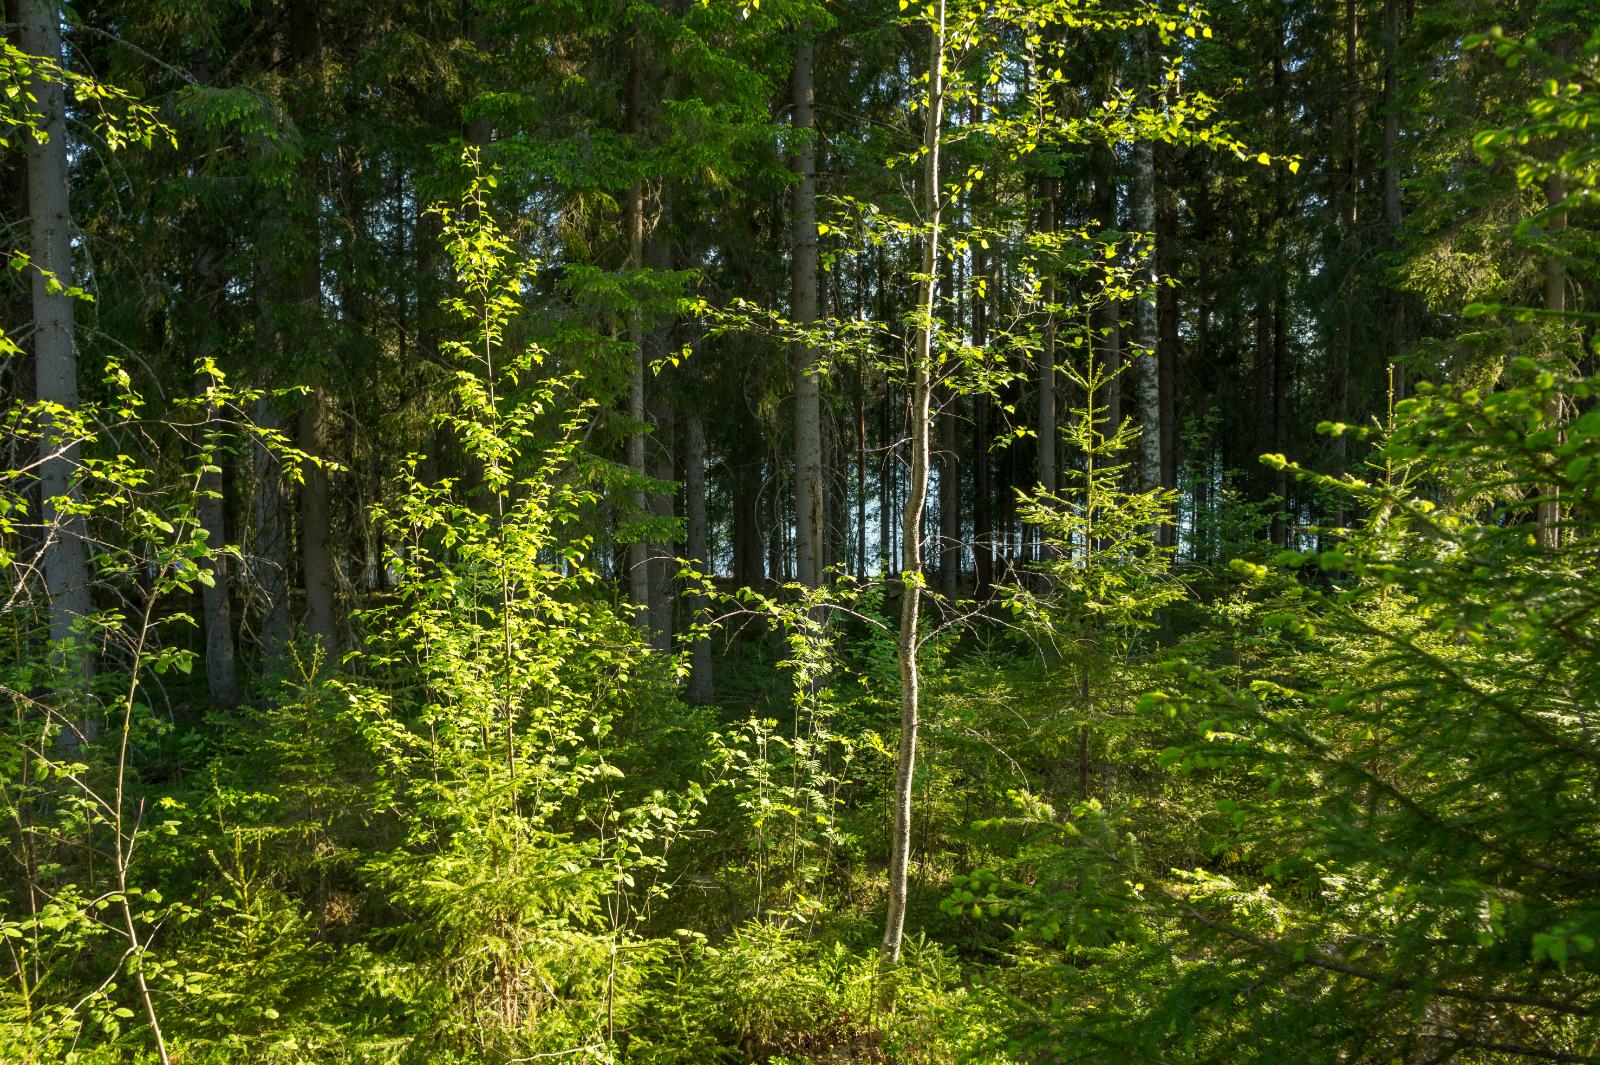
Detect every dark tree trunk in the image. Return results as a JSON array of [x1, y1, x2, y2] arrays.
[[1034, 178, 1058, 572], [1090, 156, 1123, 465], [972, 236, 993, 595], [298, 388, 339, 649], [288, 0, 337, 652], [685, 405, 713, 702], [856, 348, 869, 579], [1330, 4, 1356, 534], [791, 31, 824, 590], [21, 0, 94, 690], [1156, 142, 1180, 547], [731, 453, 764, 586], [625, 30, 650, 622]]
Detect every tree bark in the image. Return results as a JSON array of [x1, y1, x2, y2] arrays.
[[647, 390, 675, 652], [883, 0, 943, 965], [298, 388, 338, 650], [1253, 287, 1275, 512], [626, 30, 651, 622], [1092, 159, 1122, 443], [1538, 172, 1566, 549], [21, 0, 94, 689], [879, 387, 895, 576], [970, 102, 994, 597], [938, 394, 960, 600], [685, 406, 713, 702], [791, 32, 824, 590], [288, 0, 336, 652], [197, 388, 239, 708], [1273, 280, 1290, 546], [971, 235, 992, 595], [1000, 390, 1018, 572], [1536, 35, 1571, 550], [250, 289, 292, 673], [731, 453, 764, 586], [856, 344, 869, 579], [1332, 2, 1357, 533], [1035, 178, 1058, 570], [1156, 143, 1180, 548], [767, 461, 784, 581], [646, 224, 675, 652], [1381, 0, 1407, 402], [1381, 0, 1402, 235], [1131, 29, 1161, 499], [825, 405, 844, 575]]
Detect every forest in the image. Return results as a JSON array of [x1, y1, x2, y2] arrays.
[[2, 0, 1598, 1061]]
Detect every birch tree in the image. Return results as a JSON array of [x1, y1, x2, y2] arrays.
[[883, 0, 946, 964]]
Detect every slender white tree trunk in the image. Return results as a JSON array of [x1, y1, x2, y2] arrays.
[[21, 0, 94, 692], [883, 0, 944, 965]]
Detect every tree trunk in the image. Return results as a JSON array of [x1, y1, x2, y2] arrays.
[[970, 102, 994, 596], [21, 0, 94, 690], [970, 234, 993, 595], [1536, 35, 1571, 550], [1156, 144, 1180, 548], [250, 300, 292, 673], [938, 395, 960, 600], [732, 453, 764, 586], [1131, 29, 1161, 499], [1273, 282, 1290, 546], [626, 30, 650, 622], [1000, 395, 1018, 573], [1381, 0, 1407, 402], [647, 391, 675, 652], [856, 346, 869, 579], [685, 407, 713, 702], [197, 389, 239, 708], [824, 407, 842, 574], [1035, 178, 1058, 570], [1332, 3, 1357, 533], [298, 388, 338, 650], [646, 224, 675, 652], [883, 0, 943, 965], [767, 462, 784, 582], [1092, 160, 1123, 443], [1253, 289, 1275, 513], [288, 0, 336, 653], [879, 388, 894, 576], [1538, 171, 1566, 549], [1381, 0, 1402, 235], [791, 32, 824, 590]]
